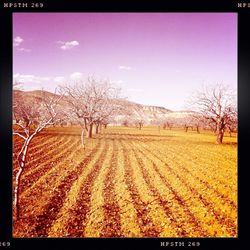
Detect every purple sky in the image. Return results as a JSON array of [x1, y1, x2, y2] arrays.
[[13, 13, 237, 111]]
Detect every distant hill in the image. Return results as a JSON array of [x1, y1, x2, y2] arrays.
[[13, 89, 195, 125]]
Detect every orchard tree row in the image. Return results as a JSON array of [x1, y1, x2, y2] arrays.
[[12, 77, 124, 219], [120, 84, 237, 142], [12, 79, 237, 220]]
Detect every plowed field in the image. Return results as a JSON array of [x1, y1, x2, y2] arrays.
[[13, 126, 237, 237]]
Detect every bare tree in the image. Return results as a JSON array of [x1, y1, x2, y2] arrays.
[[60, 77, 122, 146], [13, 88, 63, 219], [175, 116, 193, 132], [122, 119, 129, 127], [190, 113, 207, 134], [137, 120, 144, 130], [162, 118, 174, 130], [184, 123, 189, 132], [131, 106, 146, 130], [225, 106, 237, 137], [190, 84, 237, 144]]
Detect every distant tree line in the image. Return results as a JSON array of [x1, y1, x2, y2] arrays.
[[119, 84, 237, 143]]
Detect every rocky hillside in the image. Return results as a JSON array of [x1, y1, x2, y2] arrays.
[[111, 101, 194, 125], [13, 90, 195, 125]]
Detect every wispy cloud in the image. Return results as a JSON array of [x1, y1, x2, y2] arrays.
[[119, 65, 132, 70], [13, 73, 51, 84], [70, 72, 83, 80], [57, 40, 79, 50], [13, 72, 83, 86], [13, 36, 24, 47], [17, 47, 31, 52], [54, 76, 66, 83], [13, 36, 31, 52]]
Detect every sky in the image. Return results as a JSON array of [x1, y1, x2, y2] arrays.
[[13, 13, 237, 111]]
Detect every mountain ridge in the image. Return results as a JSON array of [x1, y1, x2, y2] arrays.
[[13, 89, 195, 125]]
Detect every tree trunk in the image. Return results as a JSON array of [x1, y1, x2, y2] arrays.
[[14, 137, 32, 220], [95, 123, 99, 134], [14, 166, 24, 220], [216, 120, 224, 144], [216, 131, 224, 144], [81, 128, 85, 149], [196, 126, 200, 133], [88, 124, 93, 138], [229, 129, 232, 137]]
